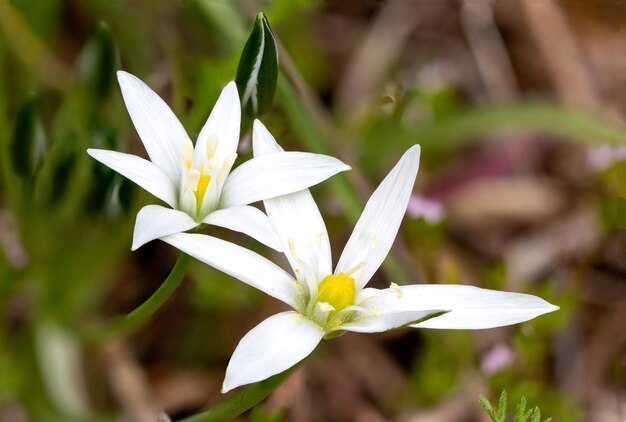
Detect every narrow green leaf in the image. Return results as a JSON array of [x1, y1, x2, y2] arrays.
[[497, 390, 508, 422], [235, 12, 278, 119], [514, 396, 527, 422], [76, 22, 117, 103], [529, 407, 541, 422], [364, 101, 626, 167], [10, 94, 47, 179], [479, 395, 497, 421]]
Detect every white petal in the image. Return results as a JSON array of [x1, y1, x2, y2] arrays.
[[252, 119, 332, 277], [117, 71, 189, 183], [220, 152, 351, 207], [87, 149, 177, 208], [361, 285, 559, 330], [337, 309, 444, 333], [335, 145, 421, 288], [201, 205, 283, 251], [195, 81, 241, 162], [252, 119, 283, 156], [222, 311, 323, 393], [132, 205, 198, 250], [161, 233, 302, 309]]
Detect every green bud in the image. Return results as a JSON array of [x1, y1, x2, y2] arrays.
[[10, 95, 47, 179], [235, 13, 278, 118], [76, 22, 117, 103], [104, 175, 135, 219]]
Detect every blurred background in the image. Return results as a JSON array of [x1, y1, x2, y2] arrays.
[[1, 0, 626, 421]]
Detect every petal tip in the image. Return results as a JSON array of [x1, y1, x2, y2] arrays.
[[130, 238, 143, 251], [116, 70, 132, 83], [221, 377, 236, 394], [223, 80, 240, 99], [548, 303, 560, 312]]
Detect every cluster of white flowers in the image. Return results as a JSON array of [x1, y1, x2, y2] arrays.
[[89, 72, 558, 393]]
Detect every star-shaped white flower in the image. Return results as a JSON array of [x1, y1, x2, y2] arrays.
[[162, 130, 559, 393], [87, 71, 350, 250]]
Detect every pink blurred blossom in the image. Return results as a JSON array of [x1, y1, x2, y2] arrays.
[[406, 194, 445, 223], [480, 343, 515, 376], [587, 145, 626, 172]]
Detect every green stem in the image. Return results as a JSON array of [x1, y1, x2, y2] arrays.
[[176, 367, 296, 422], [84, 253, 189, 341]]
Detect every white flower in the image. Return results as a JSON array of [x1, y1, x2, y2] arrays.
[[162, 129, 559, 393], [87, 71, 350, 250]]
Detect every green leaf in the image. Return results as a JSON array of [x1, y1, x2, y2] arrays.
[[364, 101, 626, 168], [479, 395, 497, 421], [235, 12, 278, 119], [529, 406, 542, 422], [514, 396, 527, 422], [497, 390, 507, 422], [10, 94, 47, 179], [76, 22, 117, 103]]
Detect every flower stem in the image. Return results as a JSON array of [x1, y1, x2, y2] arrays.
[[176, 367, 296, 422], [85, 253, 189, 341]]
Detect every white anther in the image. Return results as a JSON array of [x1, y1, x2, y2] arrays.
[[371, 305, 380, 317], [206, 135, 218, 158], [317, 302, 335, 312], [218, 153, 237, 182], [390, 282, 404, 298], [181, 140, 194, 169]]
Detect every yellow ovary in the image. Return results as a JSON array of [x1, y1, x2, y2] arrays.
[[316, 272, 356, 313]]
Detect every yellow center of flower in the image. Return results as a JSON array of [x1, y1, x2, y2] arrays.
[[316, 272, 356, 313]]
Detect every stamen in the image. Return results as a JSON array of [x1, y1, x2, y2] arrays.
[[344, 261, 366, 277], [327, 304, 368, 329], [206, 135, 218, 159], [317, 302, 335, 313], [181, 140, 194, 169], [390, 282, 404, 298], [218, 153, 237, 182]]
